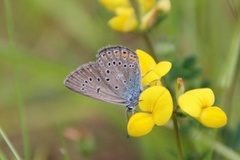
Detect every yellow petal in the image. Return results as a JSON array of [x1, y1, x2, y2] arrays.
[[198, 107, 227, 128], [115, 7, 133, 15], [136, 49, 156, 76], [140, 7, 158, 30], [153, 88, 173, 125], [149, 79, 162, 86], [142, 70, 159, 86], [157, 0, 171, 13], [127, 113, 154, 137], [139, 60, 172, 86], [139, 86, 164, 112], [153, 61, 172, 78], [139, 86, 173, 126], [138, 0, 155, 13], [108, 7, 137, 32], [178, 88, 215, 118], [99, 0, 129, 11], [108, 15, 137, 32]]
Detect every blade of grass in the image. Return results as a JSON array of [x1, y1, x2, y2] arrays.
[[56, 123, 70, 160], [218, 14, 240, 118], [15, 77, 30, 160], [191, 129, 240, 160], [3, 0, 30, 159], [3, 0, 14, 44], [0, 128, 21, 160]]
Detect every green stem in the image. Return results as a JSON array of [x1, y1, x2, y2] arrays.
[[173, 115, 184, 160], [141, 33, 157, 60], [16, 79, 30, 160], [221, 19, 240, 144], [129, 0, 140, 24], [219, 13, 240, 107], [3, 0, 15, 43], [57, 123, 70, 160], [129, 0, 157, 59], [3, 0, 30, 159], [191, 129, 240, 160], [0, 128, 22, 160]]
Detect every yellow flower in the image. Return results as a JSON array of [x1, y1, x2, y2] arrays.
[[108, 7, 138, 32], [136, 49, 172, 86], [178, 88, 227, 128], [157, 0, 171, 13], [99, 0, 171, 32], [138, 0, 156, 14], [98, 0, 129, 11], [128, 86, 173, 137]]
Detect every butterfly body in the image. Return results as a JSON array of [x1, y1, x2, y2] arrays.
[[64, 46, 142, 110]]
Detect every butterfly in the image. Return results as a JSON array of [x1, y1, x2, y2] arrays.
[[64, 45, 142, 111]]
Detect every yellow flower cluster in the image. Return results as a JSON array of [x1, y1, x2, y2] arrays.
[[99, 0, 227, 138], [127, 49, 227, 137], [128, 85, 173, 136], [178, 88, 227, 128], [136, 49, 171, 86], [99, 0, 171, 32], [128, 49, 173, 137]]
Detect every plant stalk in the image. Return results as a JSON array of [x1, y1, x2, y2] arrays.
[[0, 128, 22, 160], [173, 115, 184, 160]]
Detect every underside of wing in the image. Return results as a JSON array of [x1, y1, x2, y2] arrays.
[[96, 46, 142, 104], [64, 62, 127, 105]]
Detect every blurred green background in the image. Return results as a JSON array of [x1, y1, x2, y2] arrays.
[[0, 0, 240, 159]]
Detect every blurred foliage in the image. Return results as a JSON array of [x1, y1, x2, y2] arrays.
[[0, 0, 240, 160]]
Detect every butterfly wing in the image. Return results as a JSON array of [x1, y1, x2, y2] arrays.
[[64, 62, 128, 105], [96, 46, 142, 108]]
